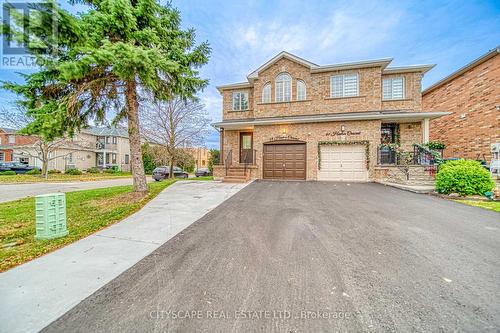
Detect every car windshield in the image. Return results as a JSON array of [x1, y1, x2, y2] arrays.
[[9, 162, 24, 167], [197, 168, 208, 172]]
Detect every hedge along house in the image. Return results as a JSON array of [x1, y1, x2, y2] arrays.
[[212, 52, 449, 183]]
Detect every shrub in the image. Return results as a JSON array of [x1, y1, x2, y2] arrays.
[[65, 168, 82, 175], [87, 167, 100, 173], [436, 160, 494, 196], [0, 170, 16, 175], [426, 141, 446, 150], [26, 169, 41, 175], [103, 166, 120, 173], [48, 169, 61, 174]]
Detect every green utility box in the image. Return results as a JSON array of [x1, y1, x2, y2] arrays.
[[35, 193, 68, 240]]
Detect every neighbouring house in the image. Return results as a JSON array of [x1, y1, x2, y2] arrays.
[[184, 147, 209, 169], [423, 46, 500, 163], [212, 51, 449, 183], [6, 126, 132, 172], [0, 127, 37, 162]]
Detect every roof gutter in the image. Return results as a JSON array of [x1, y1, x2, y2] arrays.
[[212, 112, 451, 129]]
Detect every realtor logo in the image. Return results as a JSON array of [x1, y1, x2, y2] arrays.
[[1, 0, 57, 69]]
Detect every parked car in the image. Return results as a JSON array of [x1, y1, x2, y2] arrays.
[[152, 166, 188, 181], [0, 162, 40, 174], [195, 168, 211, 177]]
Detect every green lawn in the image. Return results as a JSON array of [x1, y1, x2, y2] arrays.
[[0, 179, 176, 272], [454, 200, 500, 213], [0, 172, 133, 184]]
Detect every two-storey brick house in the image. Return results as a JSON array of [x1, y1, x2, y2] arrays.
[[0, 127, 37, 162], [213, 52, 448, 182]]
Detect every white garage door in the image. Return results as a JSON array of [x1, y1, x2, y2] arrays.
[[318, 144, 368, 182]]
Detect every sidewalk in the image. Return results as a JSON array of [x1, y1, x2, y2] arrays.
[[0, 180, 248, 333], [0, 177, 154, 203]]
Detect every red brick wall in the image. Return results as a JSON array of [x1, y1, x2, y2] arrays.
[[0, 130, 37, 147], [423, 53, 500, 162]]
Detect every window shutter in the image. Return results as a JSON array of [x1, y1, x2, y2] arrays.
[[392, 78, 404, 99], [262, 84, 271, 103], [232, 92, 240, 110], [343, 74, 358, 97], [383, 79, 392, 100], [297, 80, 306, 101], [331, 75, 343, 97]]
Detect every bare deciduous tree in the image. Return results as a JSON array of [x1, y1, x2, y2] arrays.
[[0, 108, 87, 178], [140, 97, 210, 178]]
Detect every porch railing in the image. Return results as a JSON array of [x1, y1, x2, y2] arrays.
[[224, 150, 232, 176], [241, 149, 257, 178], [377, 145, 439, 166]]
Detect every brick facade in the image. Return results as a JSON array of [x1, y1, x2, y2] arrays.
[[423, 50, 500, 162], [0, 128, 37, 162], [215, 52, 437, 181]]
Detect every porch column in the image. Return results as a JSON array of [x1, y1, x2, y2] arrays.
[[422, 118, 430, 144], [220, 127, 224, 165], [103, 151, 107, 168]]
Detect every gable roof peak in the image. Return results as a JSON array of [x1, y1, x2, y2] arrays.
[[247, 51, 319, 80]]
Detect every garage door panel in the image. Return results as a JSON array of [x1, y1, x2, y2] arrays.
[[263, 143, 306, 180], [318, 145, 368, 182]]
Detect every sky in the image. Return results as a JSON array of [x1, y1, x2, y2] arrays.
[[1, 0, 499, 148]]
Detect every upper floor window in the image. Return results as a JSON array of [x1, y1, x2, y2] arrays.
[[232, 91, 249, 111], [275, 73, 291, 102], [383, 77, 405, 100], [112, 136, 117, 144], [8, 135, 15, 144], [297, 80, 306, 101], [330, 73, 359, 98], [262, 83, 271, 103]]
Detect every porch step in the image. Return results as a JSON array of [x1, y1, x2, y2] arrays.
[[223, 175, 248, 183], [222, 166, 251, 183]]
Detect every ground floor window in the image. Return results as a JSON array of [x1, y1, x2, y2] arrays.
[[381, 123, 399, 144], [0, 151, 4, 161], [124, 154, 129, 164], [19, 157, 29, 165]]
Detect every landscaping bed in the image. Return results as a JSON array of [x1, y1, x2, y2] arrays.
[[453, 200, 500, 213], [0, 180, 176, 272]]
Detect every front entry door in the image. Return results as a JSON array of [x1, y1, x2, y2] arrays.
[[239, 132, 253, 164]]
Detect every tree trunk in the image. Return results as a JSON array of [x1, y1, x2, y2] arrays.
[[41, 143, 48, 179], [169, 158, 175, 179], [125, 79, 148, 193]]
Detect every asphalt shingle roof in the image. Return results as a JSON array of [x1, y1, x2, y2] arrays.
[[82, 126, 129, 138]]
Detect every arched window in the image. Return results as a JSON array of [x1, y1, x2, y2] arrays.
[[297, 80, 306, 101], [262, 83, 271, 103], [275, 73, 291, 102]]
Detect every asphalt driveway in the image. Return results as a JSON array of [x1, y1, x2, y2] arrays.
[[42, 181, 500, 332]]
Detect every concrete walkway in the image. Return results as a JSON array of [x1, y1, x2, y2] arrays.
[[376, 181, 435, 193], [0, 180, 247, 333], [0, 177, 155, 203]]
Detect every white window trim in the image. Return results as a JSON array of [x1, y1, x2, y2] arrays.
[[330, 73, 359, 98], [262, 83, 271, 103], [296, 80, 306, 101], [8, 135, 15, 144], [383, 77, 405, 100], [275, 73, 292, 103], [232, 91, 249, 111]]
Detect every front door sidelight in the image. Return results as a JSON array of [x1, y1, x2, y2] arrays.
[[239, 132, 253, 164]]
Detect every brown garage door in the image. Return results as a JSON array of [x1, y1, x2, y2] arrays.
[[263, 143, 306, 180]]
